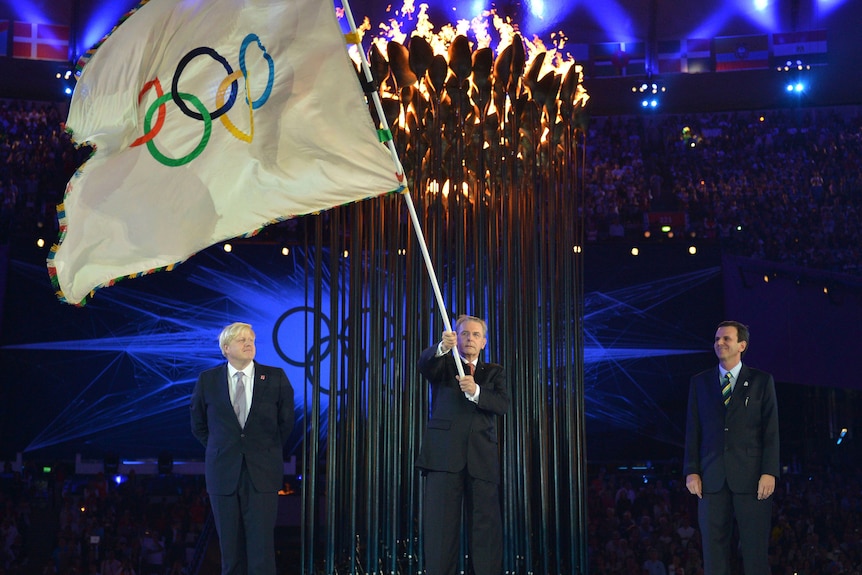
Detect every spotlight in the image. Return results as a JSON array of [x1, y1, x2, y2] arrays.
[[782, 73, 810, 99], [634, 79, 665, 95], [57, 65, 76, 97], [633, 75, 666, 110], [836, 428, 848, 446], [778, 59, 811, 72]]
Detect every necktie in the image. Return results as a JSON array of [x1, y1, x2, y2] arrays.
[[234, 371, 247, 426], [721, 372, 732, 406], [467, 362, 475, 376]]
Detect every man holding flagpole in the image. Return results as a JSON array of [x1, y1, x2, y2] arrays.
[[416, 315, 509, 575]]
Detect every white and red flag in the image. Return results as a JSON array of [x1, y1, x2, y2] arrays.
[[13, 21, 70, 61]]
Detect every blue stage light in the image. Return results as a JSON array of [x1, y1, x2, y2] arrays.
[[836, 427, 848, 445]]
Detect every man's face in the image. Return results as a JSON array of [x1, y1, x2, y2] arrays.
[[457, 320, 487, 362], [714, 325, 746, 366], [224, 328, 256, 368]]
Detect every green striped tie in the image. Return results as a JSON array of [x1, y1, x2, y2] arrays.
[[721, 372, 732, 406]]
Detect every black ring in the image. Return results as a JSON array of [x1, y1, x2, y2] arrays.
[[171, 47, 238, 121]]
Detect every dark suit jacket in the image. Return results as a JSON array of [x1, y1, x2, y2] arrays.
[[415, 345, 509, 484], [190, 361, 295, 495], [683, 364, 780, 493]]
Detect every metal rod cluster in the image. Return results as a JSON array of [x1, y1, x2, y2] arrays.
[[298, 32, 590, 574]]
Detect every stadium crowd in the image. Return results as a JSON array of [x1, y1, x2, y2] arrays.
[[583, 105, 862, 275], [0, 461, 209, 575], [1, 99, 861, 276], [4, 457, 862, 574], [586, 459, 862, 575]]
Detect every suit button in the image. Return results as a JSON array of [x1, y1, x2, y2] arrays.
[[240, 433, 246, 438]]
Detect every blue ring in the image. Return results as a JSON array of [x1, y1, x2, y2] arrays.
[[239, 34, 275, 109]]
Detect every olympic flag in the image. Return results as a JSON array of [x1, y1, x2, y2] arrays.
[[48, 0, 404, 305]]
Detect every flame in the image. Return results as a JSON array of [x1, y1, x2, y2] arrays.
[[341, 0, 590, 107], [360, 1, 586, 75], [340, 0, 589, 157]]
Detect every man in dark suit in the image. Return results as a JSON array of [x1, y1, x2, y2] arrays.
[[416, 315, 510, 575], [684, 320, 779, 575], [190, 322, 295, 575]]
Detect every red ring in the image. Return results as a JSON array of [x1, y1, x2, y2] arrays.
[[130, 78, 166, 147]]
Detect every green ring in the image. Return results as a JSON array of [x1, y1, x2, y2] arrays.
[[144, 92, 212, 167]]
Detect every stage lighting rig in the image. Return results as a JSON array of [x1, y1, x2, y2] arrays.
[[55, 64, 77, 97], [777, 58, 812, 72], [777, 58, 812, 99], [632, 74, 666, 110]]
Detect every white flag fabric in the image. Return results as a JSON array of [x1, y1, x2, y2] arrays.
[[48, 0, 403, 305]]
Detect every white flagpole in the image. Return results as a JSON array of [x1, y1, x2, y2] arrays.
[[340, 0, 466, 378]]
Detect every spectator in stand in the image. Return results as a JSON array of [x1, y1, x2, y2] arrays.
[[644, 547, 668, 575]]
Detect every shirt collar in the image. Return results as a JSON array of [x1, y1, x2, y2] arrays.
[[719, 362, 742, 381], [228, 363, 253, 380]]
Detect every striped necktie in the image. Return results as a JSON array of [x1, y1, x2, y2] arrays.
[[721, 372, 732, 406], [234, 371, 247, 426]]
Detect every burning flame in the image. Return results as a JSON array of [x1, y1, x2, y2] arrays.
[[345, 1, 588, 109]]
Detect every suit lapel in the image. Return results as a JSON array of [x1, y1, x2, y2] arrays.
[[248, 361, 272, 419], [712, 367, 723, 401], [736, 365, 751, 398], [473, 361, 483, 384], [217, 364, 231, 407]]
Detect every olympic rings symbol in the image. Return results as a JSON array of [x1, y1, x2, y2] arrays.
[[130, 33, 275, 167]]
